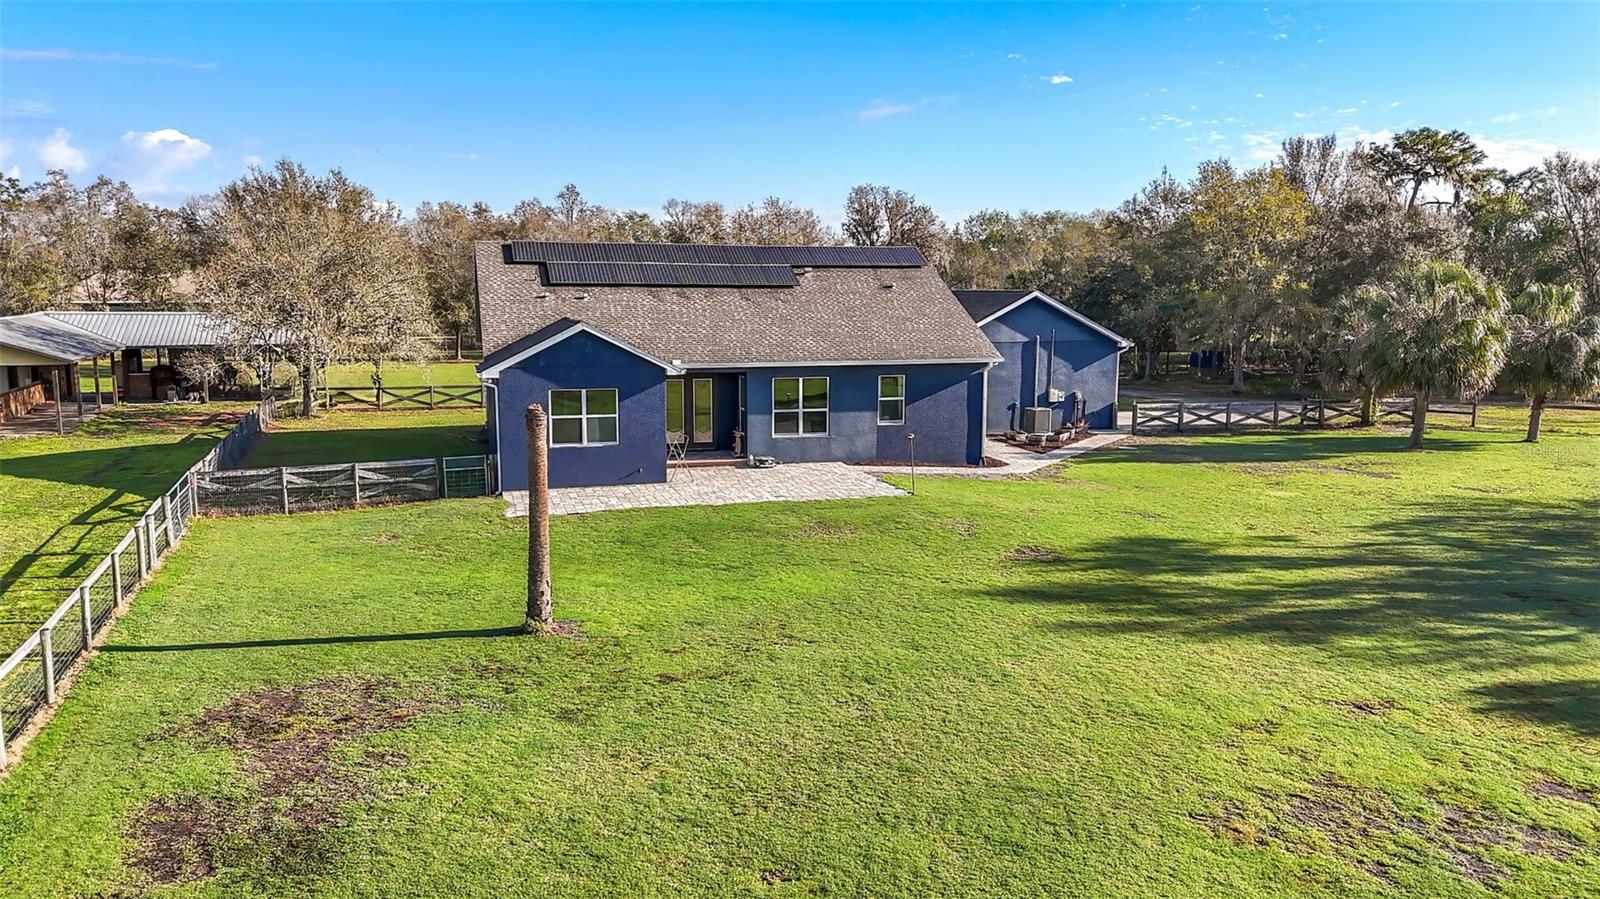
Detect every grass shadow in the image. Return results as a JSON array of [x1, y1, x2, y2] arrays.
[[987, 494, 1599, 734], [239, 426, 484, 469]]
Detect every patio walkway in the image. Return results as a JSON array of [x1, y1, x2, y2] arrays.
[[871, 433, 1131, 478], [504, 461, 906, 518], [0, 396, 113, 438]]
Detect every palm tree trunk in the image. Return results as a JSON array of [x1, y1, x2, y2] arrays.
[[1526, 392, 1546, 443], [1141, 346, 1155, 381], [1361, 386, 1376, 427], [524, 403, 554, 633], [1409, 391, 1429, 448], [1230, 338, 1246, 394]]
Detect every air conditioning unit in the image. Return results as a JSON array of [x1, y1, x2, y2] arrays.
[[1022, 406, 1054, 434]]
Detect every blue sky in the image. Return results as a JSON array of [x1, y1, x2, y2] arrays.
[[2, 2, 1596, 223]]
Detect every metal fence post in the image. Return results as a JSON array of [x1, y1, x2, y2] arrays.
[[352, 463, 362, 504], [79, 585, 93, 640], [40, 627, 56, 704], [280, 467, 290, 514]]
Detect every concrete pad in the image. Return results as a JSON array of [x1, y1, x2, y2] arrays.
[[504, 461, 905, 518]]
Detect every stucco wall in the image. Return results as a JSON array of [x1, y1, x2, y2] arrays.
[[491, 331, 667, 490], [982, 299, 1123, 431], [743, 364, 986, 466]]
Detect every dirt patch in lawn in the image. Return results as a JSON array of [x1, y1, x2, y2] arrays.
[[1237, 461, 1396, 480], [1325, 698, 1401, 717], [1202, 778, 1591, 887], [126, 677, 447, 886], [1528, 778, 1597, 806], [797, 521, 859, 538], [1005, 545, 1068, 563]]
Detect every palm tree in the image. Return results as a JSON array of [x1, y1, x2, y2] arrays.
[[1503, 283, 1600, 442], [1363, 262, 1508, 448]]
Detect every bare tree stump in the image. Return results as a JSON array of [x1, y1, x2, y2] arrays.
[[524, 403, 554, 633]]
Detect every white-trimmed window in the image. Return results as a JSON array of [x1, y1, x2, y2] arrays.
[[549, 388, 619, 446], [877, 374, 905, 425], [773, 376, 828, 436]]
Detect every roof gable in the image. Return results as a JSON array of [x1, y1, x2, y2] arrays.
[[955, 290, 1131, 349], [477, 319, 685, 379]]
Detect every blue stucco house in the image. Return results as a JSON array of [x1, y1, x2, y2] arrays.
[[476, 241, 1003, 490], [953, 289, 1131, 433]]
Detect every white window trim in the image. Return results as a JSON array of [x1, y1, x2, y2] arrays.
[[548, 387, 620, 448], [771, 375, 829, 438], [877, 374, 906, 425]]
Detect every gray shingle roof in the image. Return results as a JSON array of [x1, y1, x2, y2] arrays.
[[952, 289, 1033, 322], [44, 311, 225, 348], [475, 241, 1002, 367], [0, 313, 123, 363]]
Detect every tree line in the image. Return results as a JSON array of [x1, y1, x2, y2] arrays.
[[1, 127, 1597, 432]]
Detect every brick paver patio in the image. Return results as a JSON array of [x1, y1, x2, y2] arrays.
[[503, 461, 906, 518]]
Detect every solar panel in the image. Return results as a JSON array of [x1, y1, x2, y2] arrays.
[[508, 241, 923, 268], [543, 261, 798, 287]]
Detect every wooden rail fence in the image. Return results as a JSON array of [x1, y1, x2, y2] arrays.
[[1131, 398, 1479, 435], [276, 384, 485, 411], [0, 397, 275, 770]]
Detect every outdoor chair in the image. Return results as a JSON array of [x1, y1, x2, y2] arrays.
[[666, 429, 689, 461]]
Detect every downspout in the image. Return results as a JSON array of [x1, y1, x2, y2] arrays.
[[1032, 334, 1041, 408]]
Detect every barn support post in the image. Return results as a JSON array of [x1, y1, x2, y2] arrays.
[[524, 404, 554, 634], [74, 364, 84, 419], [93, 356, 103, 411], [52, 368, 64, 434]]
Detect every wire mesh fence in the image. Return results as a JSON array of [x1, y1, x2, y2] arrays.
[[194, 455, 491, 515], [0, 397, 274, 770]]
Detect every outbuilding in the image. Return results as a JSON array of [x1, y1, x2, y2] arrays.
[[953, 289, 1132, 432]]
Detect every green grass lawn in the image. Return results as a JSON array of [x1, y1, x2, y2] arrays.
[[0, 405, 249, 649], [237, 409, 485, 468], [1, 412, 1596, 896]]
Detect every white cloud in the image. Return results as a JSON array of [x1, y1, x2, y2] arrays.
[[108, 128, 212, 199], [445, 151, 484, 162], [1472, 135, 1588, 172], [2, 98, 52, 119], [1253, 92, 1265, 99], [1, 47, 216, 69], [1272, 32, 1288, 40], [1006, 52, 1026, 60], [1491, 106, 1558, 125], [1241, 131, 1283, 160], [857, 98, 933, 122], [1044, 74, 1073, 85], [33, 127, 86, 172]]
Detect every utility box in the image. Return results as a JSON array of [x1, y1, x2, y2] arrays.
[[1022, 406, 1054, 434], [1047, 387, 1066, 403]]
